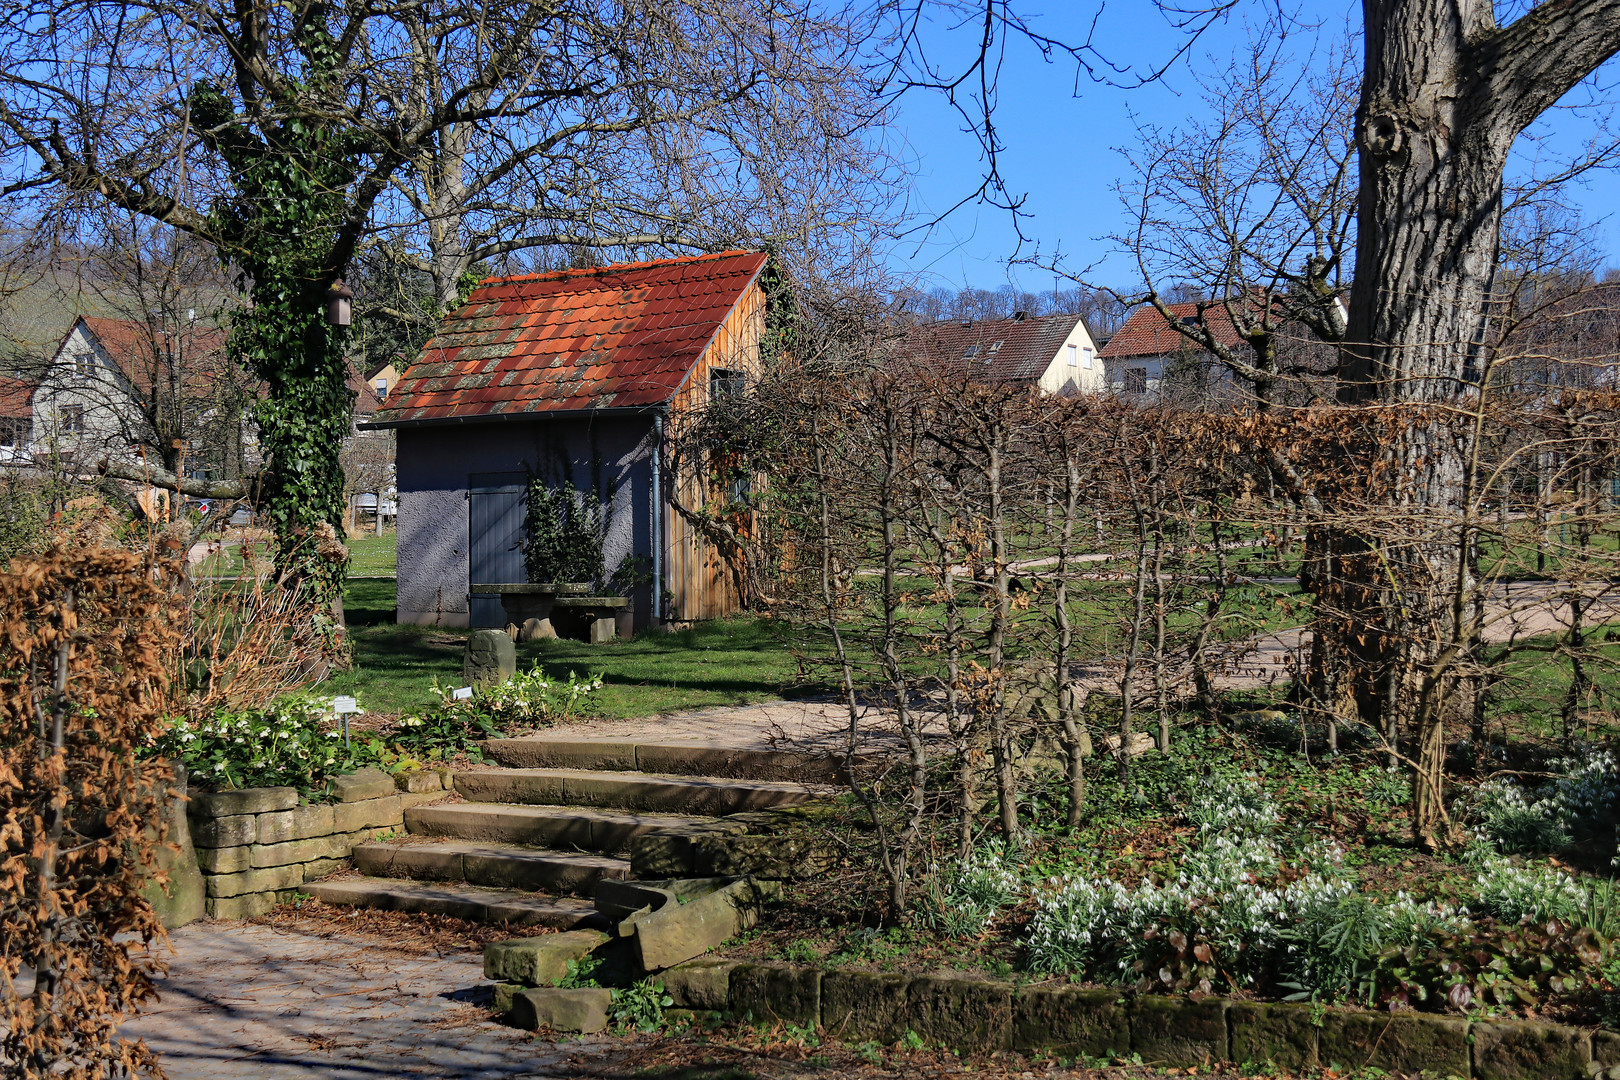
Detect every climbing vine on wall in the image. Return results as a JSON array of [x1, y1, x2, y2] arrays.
[[190, 9, 359, 598], [525, 476, 607, 587]]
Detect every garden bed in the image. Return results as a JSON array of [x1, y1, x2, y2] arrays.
[[714, 719, 1620, 1029]]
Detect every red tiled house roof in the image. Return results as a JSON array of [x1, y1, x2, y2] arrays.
[[75, 316, 228, 394], [372, 250, 771, 426], [890, 313, 1084, 382], [0, 376, 35, 418], [1099, 301, 1250, 360]]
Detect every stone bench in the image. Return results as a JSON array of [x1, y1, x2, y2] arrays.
[[469, 583, 629, 643]]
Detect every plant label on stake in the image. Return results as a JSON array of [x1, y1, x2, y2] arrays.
[[333, 696, 359, 749], [452, 687, 473, 700]]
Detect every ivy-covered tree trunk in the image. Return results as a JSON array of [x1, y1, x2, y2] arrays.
[[188, 16, 362, 602]]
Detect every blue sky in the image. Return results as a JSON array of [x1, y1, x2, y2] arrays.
[[885, 0, 1620, 294]]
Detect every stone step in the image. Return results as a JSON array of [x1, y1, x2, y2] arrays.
[[478, 737, 846, 782], [451, 768, 826, 816], [405, 803, 726, 851], [352, 840, 631, 896], [301, 877, 607, 928]]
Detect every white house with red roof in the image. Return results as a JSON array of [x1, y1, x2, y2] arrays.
[[366, 250, 777, 631]]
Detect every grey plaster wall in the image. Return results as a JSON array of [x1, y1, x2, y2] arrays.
[[395, 415, 657, 629]]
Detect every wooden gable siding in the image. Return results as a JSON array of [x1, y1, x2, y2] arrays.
[[665, 282, 765, 622]]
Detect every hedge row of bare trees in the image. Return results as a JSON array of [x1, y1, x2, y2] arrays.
[[666, 310, 1620, 910]]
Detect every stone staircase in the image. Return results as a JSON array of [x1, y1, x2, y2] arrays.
[[301, 736, 836, 926]]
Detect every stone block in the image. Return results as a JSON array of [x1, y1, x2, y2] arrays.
[[196, 845, 251, 874], [907, 975, 1012, 1051], [1012, 985, 1129, 1058], [1229, 1001, 1319, 1071], [492, 983, 526, 1016], [396, 770, 443, 794], [301, 857, 346, 881], [728, 963, 822, 1027], [250, 834, 348, 868], [662, 959, 738, 1012], [1594, 1030, 1620, 1071], [400, 790, 448, 811], [632, 878, 777, 972], [205, 863, 305, 898], [206, 890, 281, 920], [821, 970, 912, 1044], [1318, 1010, 1469, 1076], [484, 930, 610, 987], [1130, 995, 1228, 1068], [630, 833, 696, 877], [465, 629, 516, 685], [508, 987, 611, 1033], [256, 803, 336, 845], [1473, 1019, 1591, 1080], [191, 813, 257, 849], [190, 786, 297, 817], [520, 617, 556, 641], [694, 835, 836, 879], [589, 616, 617, 644], [332, 795, 403, 833], [332, 767, 397, 803]]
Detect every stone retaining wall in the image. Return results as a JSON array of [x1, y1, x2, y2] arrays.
[[188, 766, 447, 919], [655, 960, 1620, 1080]]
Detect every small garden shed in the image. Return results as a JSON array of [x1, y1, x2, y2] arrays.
[[366, 250, 774, 631]]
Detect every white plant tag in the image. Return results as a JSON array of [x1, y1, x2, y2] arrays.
[[452, 686, 474, 700]]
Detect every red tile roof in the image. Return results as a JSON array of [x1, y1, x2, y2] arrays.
[[1099, 301, 1252, 360], [74, 316, 228, 394], [890, 313, 1085, 383], [373, 250, 770, 426], [0, 376, 34, 418]]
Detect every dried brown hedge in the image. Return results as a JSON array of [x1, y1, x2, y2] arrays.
[[0, 547, 180, 1079]]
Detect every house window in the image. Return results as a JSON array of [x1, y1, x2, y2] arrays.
[[963, 345, 979, 359], [60, 405, 85, 434], [373, 378, 388, 395], [74, 352, 91, 377], [0, 418, 24, 447], [1124, 368, 1148, 395], [986, 341, 1003, 356], [710, 368, 746, 399], [1082, 347, 1093, 369], [1067, 344, 1078, 367]]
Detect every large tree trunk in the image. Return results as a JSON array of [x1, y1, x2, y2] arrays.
[[1328, 0, 1620, 843]]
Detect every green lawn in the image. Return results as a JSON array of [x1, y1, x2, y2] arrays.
[[346, 531, 397, 576], [321, 578, 804, 717]]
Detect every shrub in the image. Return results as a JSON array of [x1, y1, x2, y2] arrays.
[[426, 664, 603, 728], [158, 692, 376, 794], [0, 547, 178, 1078], [918, 842, 1020, 938], [1468, 749, 1620, 859], [1474, 856, 1588, 925]]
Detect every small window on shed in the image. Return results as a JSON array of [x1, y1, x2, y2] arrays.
[[710, 368, 746, 398]]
